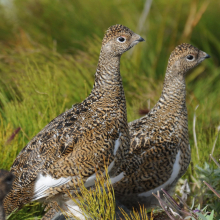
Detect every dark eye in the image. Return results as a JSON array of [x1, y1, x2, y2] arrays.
[[117, 36, 126, 43], [186, 54, 195, 61], [4, 175, 14, 185]]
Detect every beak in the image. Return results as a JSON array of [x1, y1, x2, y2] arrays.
[[137, 36, 145, 42], [205, 53, 211, 59], [130, 34, 145, 47]]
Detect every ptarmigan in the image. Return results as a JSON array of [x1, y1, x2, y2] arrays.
[[0, 170, 14, 220], [3, 25, 144, 218], [112, 43, 210, 210]]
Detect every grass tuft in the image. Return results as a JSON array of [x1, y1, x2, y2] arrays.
[[64, 166, 115, 220]]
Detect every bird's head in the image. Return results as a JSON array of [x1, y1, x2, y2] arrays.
[[101, 24, 144, 57], [167, 43, 210, 75]]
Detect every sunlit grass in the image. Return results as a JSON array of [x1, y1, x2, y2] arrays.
[[61, 167, 153, 220], [119, 206, 153, 220], [63, 167, 116, 220], [6, 203, 44, 220], [0, 115, 20, 170]]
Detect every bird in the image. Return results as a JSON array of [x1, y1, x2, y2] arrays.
[[112, 43, 210, 210], [3, 24, 144, 219], [0, 170, 14, 220]]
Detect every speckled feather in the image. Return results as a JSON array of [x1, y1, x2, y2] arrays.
[[102, 24, 133, 45], [3, 24, 144, 215], [113, 43, 210, 210]]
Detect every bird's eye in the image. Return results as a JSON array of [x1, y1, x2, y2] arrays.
[[5, 175, 13, 185], [186, 54, 195, 61], [117, 36, 126, 43]]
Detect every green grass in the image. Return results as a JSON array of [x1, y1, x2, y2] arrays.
[[65, 167, 116, 220], [62, 167, 153, 220], [0, 0, 220, 219]]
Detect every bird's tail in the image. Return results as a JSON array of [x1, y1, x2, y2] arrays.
[[3, 182, 34, 216]]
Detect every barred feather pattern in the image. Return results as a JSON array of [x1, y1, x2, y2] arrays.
[[113, 43, 210, 210], [3, 24, 144, 215]]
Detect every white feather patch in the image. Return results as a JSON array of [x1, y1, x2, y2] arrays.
[[84, 173, 96, 188], [107, 160, 115, 172], [64, 199, 86, 220], [110, 172, 124, 184], [84, 160, 115, 188], [114, 133, 121, 155], [33, 173, 71, 201]]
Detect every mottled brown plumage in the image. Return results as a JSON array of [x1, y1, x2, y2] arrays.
[[0, 170, 14, 220], [3, 24, 144, 216], [113, 43, 210, 210]]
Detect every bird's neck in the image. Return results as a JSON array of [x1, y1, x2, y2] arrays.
[[93, 50, 122, 90], [158, 70, 187, 113], [86, 49, 125, 108]]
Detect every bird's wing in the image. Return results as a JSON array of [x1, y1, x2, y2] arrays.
[[5, 107, 121, 213], [32, 127, 120, 200], [10, 106, 83, 187], [114, 139, 180, 195]]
